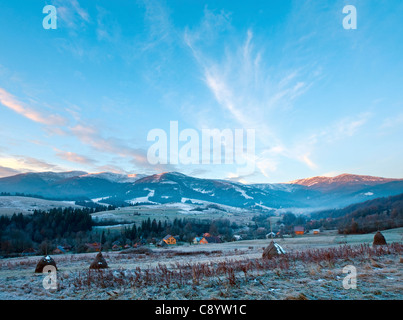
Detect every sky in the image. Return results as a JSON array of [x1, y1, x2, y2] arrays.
[[0, 0, 402, 183]]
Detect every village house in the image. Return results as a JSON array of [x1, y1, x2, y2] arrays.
[[194, 236, 222, 244], [53, 246, 67, 254], [204, 236, 221, 244], [162, 235, 177, 245], [112, 241, 123, 251], [294, 226, 305, 235], [85, 242, 101, 252], [193, 236, 203, 244]]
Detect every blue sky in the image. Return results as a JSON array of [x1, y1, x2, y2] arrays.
[[0, 0, 402, 183]]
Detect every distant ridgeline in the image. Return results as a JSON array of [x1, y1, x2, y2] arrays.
[[1, 171, 402, 210], [308, 193, 403, 234]]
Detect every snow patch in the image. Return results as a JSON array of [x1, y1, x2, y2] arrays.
[[234, 187, 253, 199], [127, 189, 156, 204], [91, 197, 111, 203], [192, 187, 213, 194]]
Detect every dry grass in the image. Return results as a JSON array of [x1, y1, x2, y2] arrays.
[[61, 243, 403, 298], [0, 236, 402, 300]]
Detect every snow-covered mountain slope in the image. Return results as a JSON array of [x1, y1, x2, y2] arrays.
[[288, 174, 402, 191], [0, 171, 401, 210]]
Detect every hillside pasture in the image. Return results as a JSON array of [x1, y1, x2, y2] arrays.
[[0, 196, 83, 216], [91, 202, 258, 227]]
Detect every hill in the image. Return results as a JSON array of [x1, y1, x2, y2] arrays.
[[0, 196, 83, 216], [309, 193, 403, 234]]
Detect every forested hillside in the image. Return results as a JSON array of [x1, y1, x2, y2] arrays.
[[308, 193, 403, 234]]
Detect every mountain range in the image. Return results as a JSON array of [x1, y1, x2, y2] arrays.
[[0, 171, 402, 212]]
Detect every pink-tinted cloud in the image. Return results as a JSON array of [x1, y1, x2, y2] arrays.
[[69, 124, 149, 165], [69, 123, 177, 173], [0, 165, 20, 178], [55, 150, 96, 165], [0, 88, 67, 126]]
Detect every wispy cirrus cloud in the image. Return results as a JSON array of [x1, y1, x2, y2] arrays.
[[272, 112, 372, 175], [95, 6, 121, 43], [331, 113, 372, 140], [183, 9, 321, 178], [182, 6, 379, 181], [71, 122, 179, 173], [139, 0, 175, 51], [310, 112, 373, 145], [69, 123, 158, 171], [380, 112, 403, 130], [55, 0, 90, 29], [0, 88, 67, 126]]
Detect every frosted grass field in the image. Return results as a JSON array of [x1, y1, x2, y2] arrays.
[[0, 228, 401, 300]]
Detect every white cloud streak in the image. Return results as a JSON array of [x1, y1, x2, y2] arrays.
[[183, 9, 320, 177], [0, 88, 67, 126]]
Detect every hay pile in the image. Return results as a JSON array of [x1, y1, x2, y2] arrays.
[[35, 255, 57, 273], [89, 252, 109, 269], [373, 231, 387, 246], [262, 241, 286, 259]]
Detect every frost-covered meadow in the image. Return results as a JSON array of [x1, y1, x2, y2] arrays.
[[0, 228, 402, 300]]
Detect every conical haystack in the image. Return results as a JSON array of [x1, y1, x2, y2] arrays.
[[262, 241, 286, 259], [89, 252, 109, 269], [35, 255, 57, 273], [373, 231, 387, 246]]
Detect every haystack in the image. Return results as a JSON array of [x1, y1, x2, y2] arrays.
[[89, 252, 109, 269], [262, 241, 286, 259], [373, 231, 387, 246], [35, 255, 57, 273]]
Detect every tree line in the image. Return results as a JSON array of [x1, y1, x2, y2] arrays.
[[121, 217, 238, 245], [0, 208, 95, 256], [308, 193, 403, 234], [269, 194, 403, 236], [0, 206, 241, 256]]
